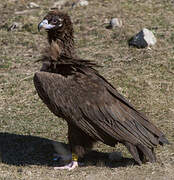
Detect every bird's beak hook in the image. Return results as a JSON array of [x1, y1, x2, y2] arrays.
[[38, 19, 55, 31]]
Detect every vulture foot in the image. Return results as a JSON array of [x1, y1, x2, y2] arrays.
[[54, 161, 78, 170]]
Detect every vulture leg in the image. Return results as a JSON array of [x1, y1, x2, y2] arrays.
[[54, 154, 79, 170], [68, 123, 95, 157], [54, 123, 95, 170]]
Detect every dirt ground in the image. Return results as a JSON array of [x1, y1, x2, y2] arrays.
[[0, 0, 174, 179]]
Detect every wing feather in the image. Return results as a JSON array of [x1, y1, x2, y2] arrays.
[[34, 70, 166, 148]]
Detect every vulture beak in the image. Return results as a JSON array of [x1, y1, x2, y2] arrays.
[[38, 19, 55, 31]]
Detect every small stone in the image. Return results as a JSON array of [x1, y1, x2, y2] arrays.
[[129, 28, 157, 48], [109, 152, 122, 161], [28, 2, 40, 9], [107, 18, 123, 29], [104, 18, 109, 24], [79, 0, 89, 6], [8, 22, 22, 31], [72, 0, 89, 8]]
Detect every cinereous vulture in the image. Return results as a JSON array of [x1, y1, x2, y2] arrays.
[[34, 11, 169, 170]]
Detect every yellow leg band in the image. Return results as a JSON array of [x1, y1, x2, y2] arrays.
[[72, 153, 78, 161]]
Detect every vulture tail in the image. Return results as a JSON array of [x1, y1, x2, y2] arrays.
[[159, 135, 169, 145], [125, 142, 142, 165], [137, 144, 156, 163], [125, 142, 156, 165]]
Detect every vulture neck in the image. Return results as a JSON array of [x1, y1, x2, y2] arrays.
[[47, 30, 75, 58]]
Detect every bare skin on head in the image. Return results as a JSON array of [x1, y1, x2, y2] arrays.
[[35, 11, 169, 170]]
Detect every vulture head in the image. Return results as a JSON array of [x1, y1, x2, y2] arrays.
[[38, 11, 75, 57]]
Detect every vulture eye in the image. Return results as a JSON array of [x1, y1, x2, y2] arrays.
[[52, 18, 58, 24], [51, 17, 63, 27]]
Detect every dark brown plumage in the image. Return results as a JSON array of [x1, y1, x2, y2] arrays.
[[38, 11, 75, 58], [34, 11, 169, 169]]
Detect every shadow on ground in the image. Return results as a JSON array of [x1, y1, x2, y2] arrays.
[[0, 132, 136, 168]]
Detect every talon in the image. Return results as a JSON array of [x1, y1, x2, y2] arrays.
[[54, 161, 78, 170]]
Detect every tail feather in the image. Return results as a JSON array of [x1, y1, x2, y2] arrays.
[[125, 142, 157, 165], [125, 142, 142, 165], [159, 135, 169, 145], [137, 144, 156, 163]]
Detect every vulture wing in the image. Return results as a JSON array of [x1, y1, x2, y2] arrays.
[[34, 65, 168, 163], [34, 67, 166, 144]]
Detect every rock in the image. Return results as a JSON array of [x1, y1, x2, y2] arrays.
[[107, 18, 123, 29], [28, 2, 40, 9], [72, 0, 89, 8], [109, 151, 122, 161], [104, 18, 109, 24], [8, 22, 22, 31], [129, 28, 157, 48]]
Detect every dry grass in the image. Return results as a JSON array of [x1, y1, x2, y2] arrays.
[[0, 0, 174, 179]]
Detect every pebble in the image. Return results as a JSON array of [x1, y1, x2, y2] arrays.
[[8, 22, 22, 31], [107, 18, 123, 29], [128, 28, 157, 48], [72, 0, 89, 8]]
